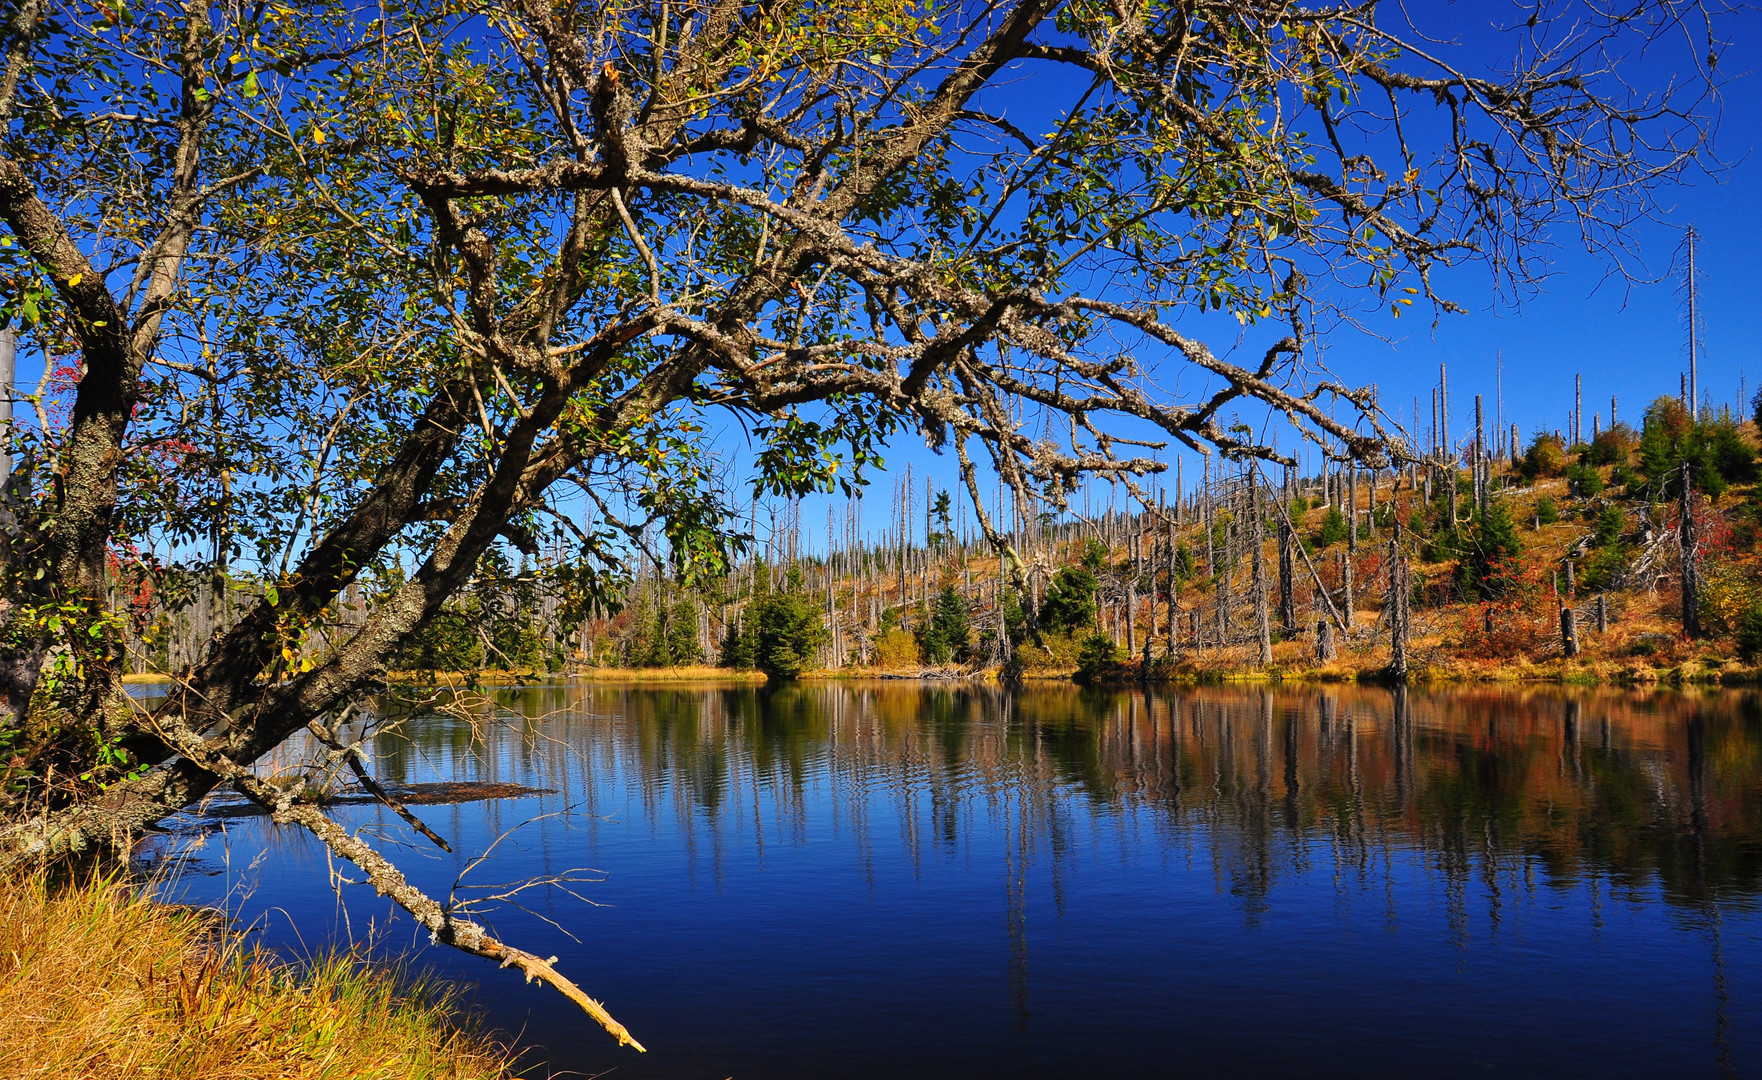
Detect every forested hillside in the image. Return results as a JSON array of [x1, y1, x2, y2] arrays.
[[121, 394, 1762, 685]]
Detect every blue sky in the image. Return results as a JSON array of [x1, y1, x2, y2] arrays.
[[759, 2, 1762, 554], [21, 3, 1754, 566]]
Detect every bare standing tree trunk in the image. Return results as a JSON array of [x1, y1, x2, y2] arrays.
[[1475, 394, 1488, 520], [1347, 463, 1358, 552], [1251, 476, 1271, 667], [1388, 527, 1409, 683], [1340, 550, 1355, 634], [1125, 579, 1137, 657], [1442, 363, 1457, 526], [1681, 461, 1701, 638], [1166, 519, 1178, 657], [1278, 515, 1296, 639]]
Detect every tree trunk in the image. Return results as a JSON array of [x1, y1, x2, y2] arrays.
[[1252, 478, 1271, 667], [1681, 460, 1701, 639], [1166, 521, 1178, 657], [1347, 463, 1358, 552], [1278, 517, 1296, 637], [1341, 550, 1355, 633], [1388, 533, 1408, 683]]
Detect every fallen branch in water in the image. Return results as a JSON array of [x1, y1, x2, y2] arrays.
[[144, 706, 645, 1051]]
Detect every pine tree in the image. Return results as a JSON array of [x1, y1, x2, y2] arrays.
[[1457, 502, 1523, 600], [1040, 566, 1099, 634], [746, 567, 826, 679], [918, 585, 972, 664]]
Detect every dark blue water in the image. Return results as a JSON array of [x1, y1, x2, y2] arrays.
[[152, 684, 1762, 1078]]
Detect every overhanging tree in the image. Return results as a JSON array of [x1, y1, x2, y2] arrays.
[[0, 0, 1722, 1048]]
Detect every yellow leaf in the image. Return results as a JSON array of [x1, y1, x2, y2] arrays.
[[312, 127, 327, 144], [67, 274, 81, 286]]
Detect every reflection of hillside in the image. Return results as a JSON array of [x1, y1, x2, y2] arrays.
[[372, 683, 1762, 912]]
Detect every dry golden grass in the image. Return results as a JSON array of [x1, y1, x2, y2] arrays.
[[569, 663, 765, 682], [0, 866, 516, 1080]]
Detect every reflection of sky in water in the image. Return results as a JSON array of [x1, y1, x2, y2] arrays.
[[150, 684, 1762, 1079]]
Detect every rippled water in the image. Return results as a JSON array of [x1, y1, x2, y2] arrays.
[[154, 683, 1762, 1078]]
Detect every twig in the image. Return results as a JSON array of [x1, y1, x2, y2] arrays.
[[150, 711, 645, 1051], [306, 717, 453, 853]]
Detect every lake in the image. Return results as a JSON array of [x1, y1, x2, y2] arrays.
[[153, 682, 1762, 1078]]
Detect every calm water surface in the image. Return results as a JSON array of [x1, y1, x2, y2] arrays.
[[156, 683, 1762, 1078]]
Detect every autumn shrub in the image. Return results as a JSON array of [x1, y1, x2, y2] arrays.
[[873, 630, 922, 668], [1013, 630, 1082, 673], [1451, 553, 1551, 659], [1405, 505, 1430, 539], [1583, 423, 1637, 466], [1520, 434, 1568, 481], [1453, 600, 1549, 660], [1697, 562, 1760, 638]]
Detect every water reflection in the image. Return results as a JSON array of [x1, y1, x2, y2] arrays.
[[371, 684, 1762, 908], [175, 684, 1762, 1079]]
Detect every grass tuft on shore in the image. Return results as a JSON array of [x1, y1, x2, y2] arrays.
[[0, 865, 515, 1079]]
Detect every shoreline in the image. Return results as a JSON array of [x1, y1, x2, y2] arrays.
[[120, 663, 1762, 690]]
